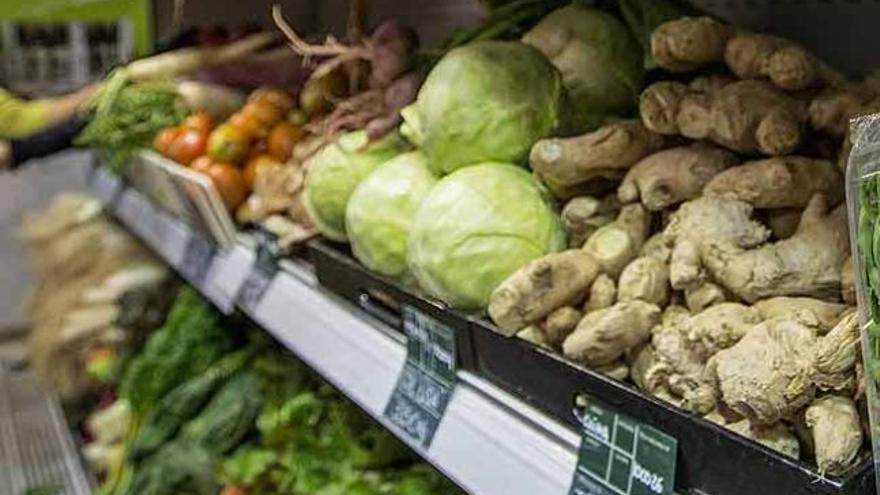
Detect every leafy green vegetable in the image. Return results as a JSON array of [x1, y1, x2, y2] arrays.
[[119, 288, 236, 416], [408, 163, 566, 309], [182, 372, 262, 456], [346, 152, 438, 280], [76, 70, 186, 171], [403, 41, 565, 174], [303, 130, 408, 241], [522, 4, 643, 132], [123, 441, 218, 495]]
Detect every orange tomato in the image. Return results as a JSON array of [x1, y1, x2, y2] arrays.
[[242, 99, 283, 128], [167, 129, 208, 165], [205, 161, 247, 211], [249, 87, 294, 112], [181, 112, 214, 134], [243, 153, 282, 191], [220, 486, 248, 495], [207, 124, 250, 164], [153, 127, 180, 156], [189, 155, 214, 174], [266, 122, 302, 162], [228, 112, 268, 140]]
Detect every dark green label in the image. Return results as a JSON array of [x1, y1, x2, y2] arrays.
[[569, 399, 677, 495], [383, 305, 456, 448]]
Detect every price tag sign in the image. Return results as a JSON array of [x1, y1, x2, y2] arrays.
[[237, 231, 281, 314], [179, 233, 215, 286], [569, 399, 677, 495], [383, 305, 457, 448]]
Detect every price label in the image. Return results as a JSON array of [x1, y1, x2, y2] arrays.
[[384, 305, 456, 448], [237, 231, 281, 313], [569, 399, 677, 495], [179, 233, 215, 285], [90, 166, 123, 206]]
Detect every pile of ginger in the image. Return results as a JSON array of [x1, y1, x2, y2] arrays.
[[490, 16, 876, 477]]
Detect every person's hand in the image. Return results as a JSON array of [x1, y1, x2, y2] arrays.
[[0, 140, 11, 171]]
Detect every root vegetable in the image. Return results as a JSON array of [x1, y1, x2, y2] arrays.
[[662, 304, 690, 325], [725, 419, 800, 459], [517, 326, 550, 348], [841, 256, 856, 305], [709, 318, 817, 424], [619, 144, 738, 211], [724, 32, 842, 91], [753, 297, 849, 335], [684, 303, 762, 356], [663, 196, 770, 290], [530, 120, 666, 198], [809, 84, 880, 137], [630, 344, 667, 392], [489, 250, 601, 335], [539, 306, 582, 348], [652, 320, 715, 414], [702, 195, 849, 303], [766, 208, 802, 240], [650, 17, 733, 72], [584, 273, 617, 313], [563, 301, 661, 366], [805, 395, 863, 476], [639, 81, 691, 135], [561, 195, 619, 248], [640, 233, 671, 263], [703, 157, 843, 209], [617, 257, 670, 305], [811, 313, 860, 392], [684, 282, 726, 312], [596, 360, 630, 381], [583, 204, 651, 277]]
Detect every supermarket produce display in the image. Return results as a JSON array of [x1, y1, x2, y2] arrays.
[[18, 1, 880, 494]]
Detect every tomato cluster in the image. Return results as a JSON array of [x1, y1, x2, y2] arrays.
[[154, 88, 304, 213]]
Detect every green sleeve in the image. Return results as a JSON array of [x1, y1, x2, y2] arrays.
[[0, 88, 55, 139]]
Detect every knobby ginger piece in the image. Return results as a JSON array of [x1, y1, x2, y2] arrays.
[[619, 144, 738, 211], [539, 306, 582, 348], [561, 195, 619, 248], [583, 204, 651, 277], [725, 419, 800, 459], [709, 318, 817, 424], [516, 326, 550, 349], [766, 208, 802, 240], [651, 17, 733, 72], [617, 257, 670, 306], [841, 256, 856, 305], [640, 81, 691, 135], [684, 282, 726, 313], [640, 233, 671, 263], [629, 344, 667, 393], [805, 395, 862, 476], [753, 297, 849, 335], [811, 313, 860, 392], [724, 32, 842, 91], [809, 84, 880, 137], [583, 274, 616, 313], [489, 250, 600, 335], [703, 157, 843, 209], [596, 360, 629, 381], [683, 303, 762, 356], [652, 321, 716, 414], [530, 120, 665, 199], [702, 195, 849, 303], [663, 196, 770, 290], [563, 301, 660, 366]]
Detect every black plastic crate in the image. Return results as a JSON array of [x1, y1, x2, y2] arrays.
[[308, 239, 477, 370]]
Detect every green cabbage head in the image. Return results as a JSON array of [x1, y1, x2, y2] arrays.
[[402, 41, 565, 174], [408, 163, 566, 309], [522, 4, 643, 132], [345, 152, 438, 279], [303, 130, 407, 241]]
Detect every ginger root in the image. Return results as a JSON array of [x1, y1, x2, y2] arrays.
[[583, 273, 616, 313], [619, 144, 738, 211], [663, 196, 770, 290], [724, 32, 841, 91], [702, 195, 849, 303], [583, 204, 651, 277], [684, 282, 727, 313], [651, 17, 733, 72], [709, 318, 817, 424], [811, 312, 860, 392], [805, 395, 863, 476], [809, 83, 880, 137], [563, 301, 660, 366], [841, 256, 856, 305], [630, 344, 667, 393], [684, 303, 762, 356], [561, 195, 619, 248], [489, 250, 601, 335], [539, 306, 582, 348], [640, 233, 671, 263], [617, 257, 670, 306], [753, 297, 849, 335], [530, 120, 665, 199], [725, 419, 800, 459], [766, 207, 802, 240], [703, 157, 843, 209]]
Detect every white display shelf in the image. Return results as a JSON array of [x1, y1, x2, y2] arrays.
[[89, 166, 581, 495]]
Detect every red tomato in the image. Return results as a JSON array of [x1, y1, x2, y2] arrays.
[[189, 155, 214, 174], [153, 127, 180, 156], [181, 112, 214, 134], [207, 124, 250, 164], [205, 161, 248, 211], [167, 129, 208, 165]]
